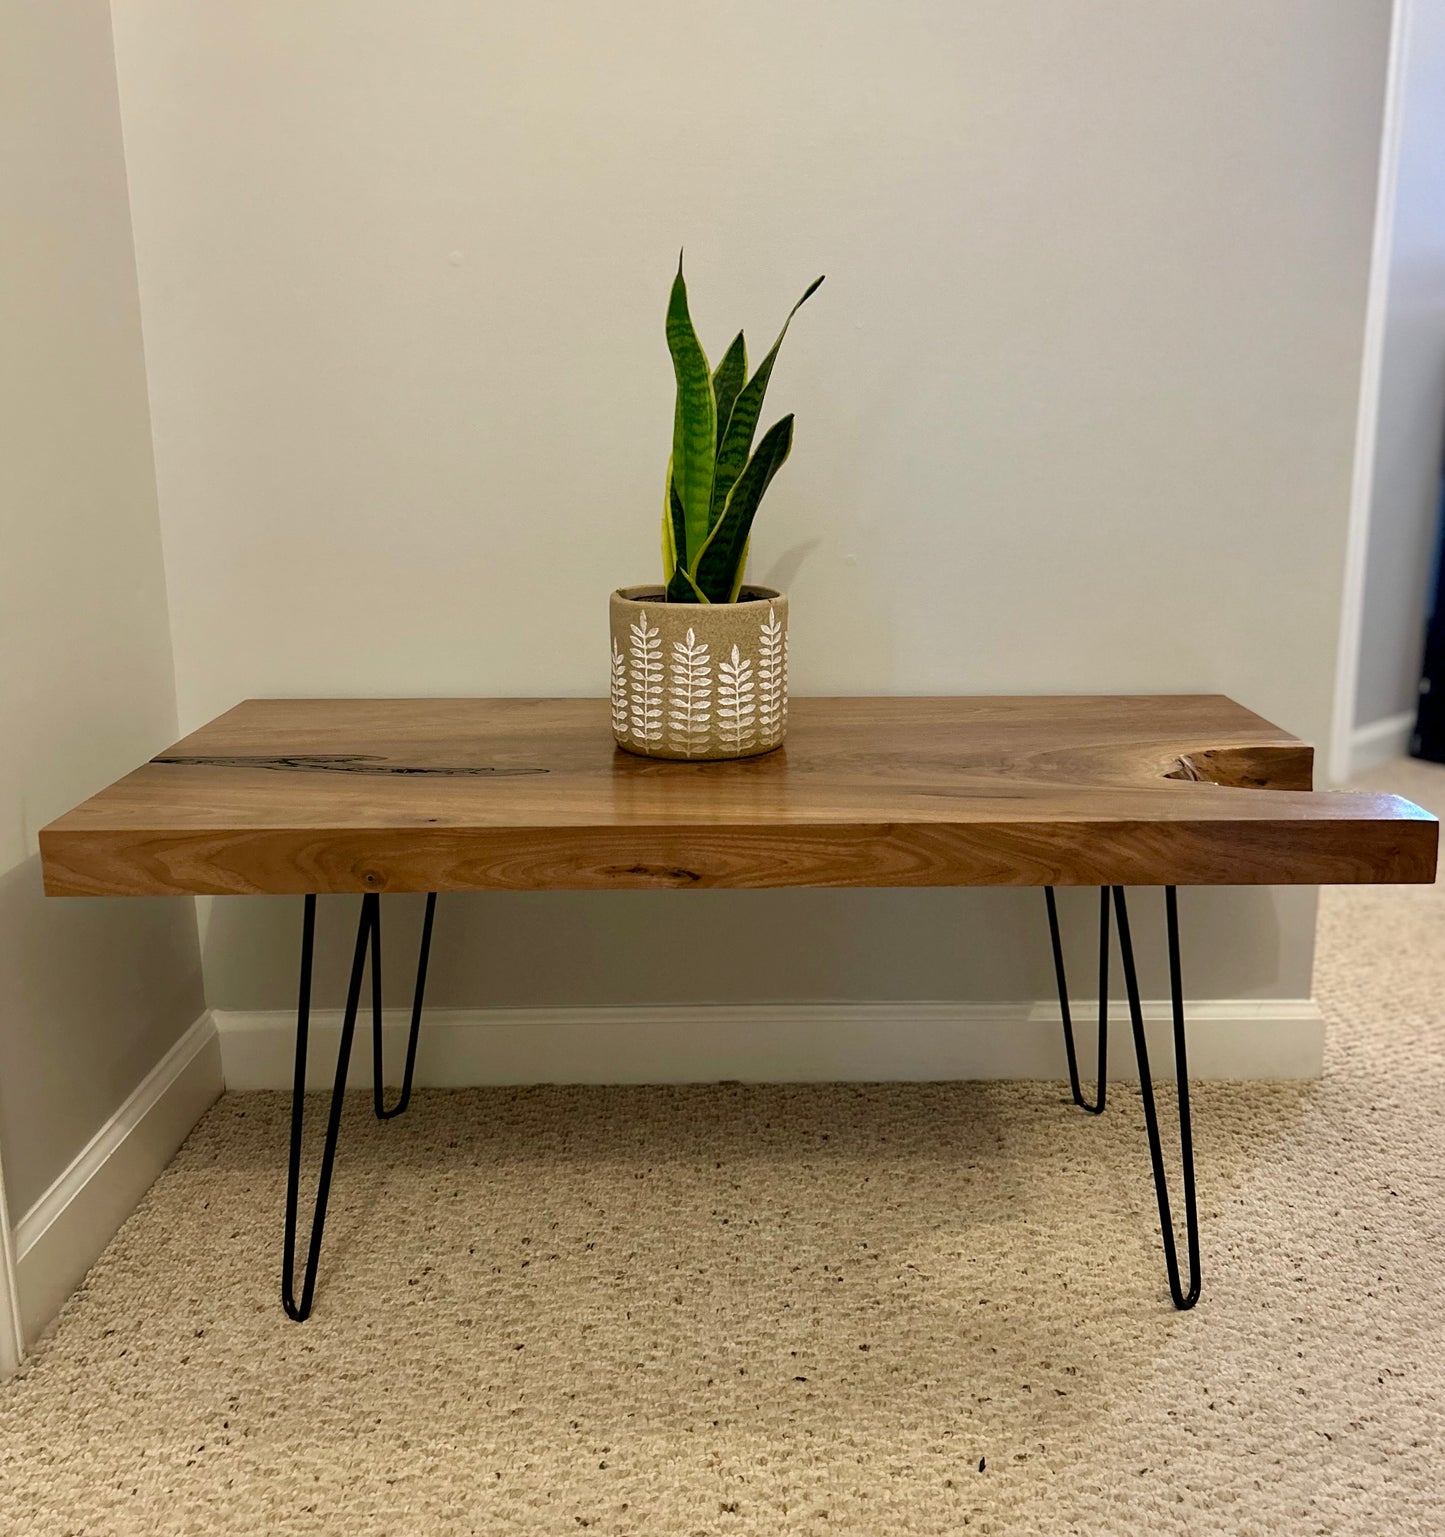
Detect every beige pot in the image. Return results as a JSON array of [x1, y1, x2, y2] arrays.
[[609, 586, 789, 760]]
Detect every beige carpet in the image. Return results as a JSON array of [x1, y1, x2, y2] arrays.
[[2, 760, 1443, 1536]]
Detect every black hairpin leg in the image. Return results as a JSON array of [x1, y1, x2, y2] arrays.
[[1112, 885, 1201, 1311], [283, 891, 437, 1321], [1045, 886, 1109, 1113], [372, 892, 436, 1120], [283, 894, 372, 1322]]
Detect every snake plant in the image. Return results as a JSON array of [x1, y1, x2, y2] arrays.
[[661, 257, 823, 602]]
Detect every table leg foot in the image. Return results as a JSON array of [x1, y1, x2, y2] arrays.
[[1044, 886, 1109, 1113], [282, 891, 438, 1321]]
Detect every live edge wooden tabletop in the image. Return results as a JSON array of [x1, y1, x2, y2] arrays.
[[38, 696, 1437, 897]]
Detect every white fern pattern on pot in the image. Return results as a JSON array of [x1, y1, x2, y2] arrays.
[[758, 607, 785, 742], [610, 637, 629, 736], [668, 627, 712, 756], [628, 611, 663, 745], [781, 629, 790, 732], [717, 643, 757, 752]]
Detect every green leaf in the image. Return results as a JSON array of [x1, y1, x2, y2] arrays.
[[665, 255, 716, 568], [666, 562, 710, 603], [711, 332, 747, 465], [668, 480, 688, 586], [710, 275, 822, 528], [661, 455, 677, 582], [693, 414, 794, 603], [728, 535, 751, 601], [661, 461, 688, 583]]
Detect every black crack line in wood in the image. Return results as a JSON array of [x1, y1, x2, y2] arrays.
[[151, 754, 548, 777]]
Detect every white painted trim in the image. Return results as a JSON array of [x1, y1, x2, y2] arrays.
[[216, 997, 1325, 1091], [14, 1013, 222, 1344], [1348, 708, 1416, 778], [0, 1150, 23, 1379], [1330, 0, 1412, 787]]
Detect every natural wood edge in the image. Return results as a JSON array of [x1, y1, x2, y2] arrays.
[[1165, 742, 1314, 792], [38, 809, 1439, 897]]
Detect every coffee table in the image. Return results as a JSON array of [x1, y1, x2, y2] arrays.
[[40, 696, 1436, 1318]]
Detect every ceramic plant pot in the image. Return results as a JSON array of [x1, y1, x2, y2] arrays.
[[609, 586, 788, 760]]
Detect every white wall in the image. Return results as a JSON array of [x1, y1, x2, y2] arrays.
[[0, 5, 204, 1222], [1355, 0, 1445, 740], [109, 1, 1390, 1026]]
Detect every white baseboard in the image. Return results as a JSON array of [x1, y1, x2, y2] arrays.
[[0, 1156, 22, 1379], [1347, 710, 1416, 779], [216, 997, 1325, 1091], [14, 1014, 222, 1345]]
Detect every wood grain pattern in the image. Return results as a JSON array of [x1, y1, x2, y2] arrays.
[[38, 696, 1437, 896]]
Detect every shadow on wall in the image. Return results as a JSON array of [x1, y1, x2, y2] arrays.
[[198, 884, 1292, 1016], [0, 856, 203, 1216], [1046, 884, 1290, 1005]]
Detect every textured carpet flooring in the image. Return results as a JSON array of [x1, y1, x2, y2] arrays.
[[2, 760, 1443, 1536]]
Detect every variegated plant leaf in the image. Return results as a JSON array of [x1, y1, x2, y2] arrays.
[[661, 454, 677, 581], [693, 415, 794, 603], [665, 256, 716, 569], [666, 560, 710, 603], [709, 276, 822, 529], [710, 331, 747, 468], [667, 479, 688, 588], [728, 534, 751, 601]]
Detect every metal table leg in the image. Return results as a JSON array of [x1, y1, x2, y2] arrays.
[[1046, 883, 1201, 1310], [1045, 885, 1110, 1114], [282, 892, 437, 1321], [1112, 885, 1201, 1310]]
